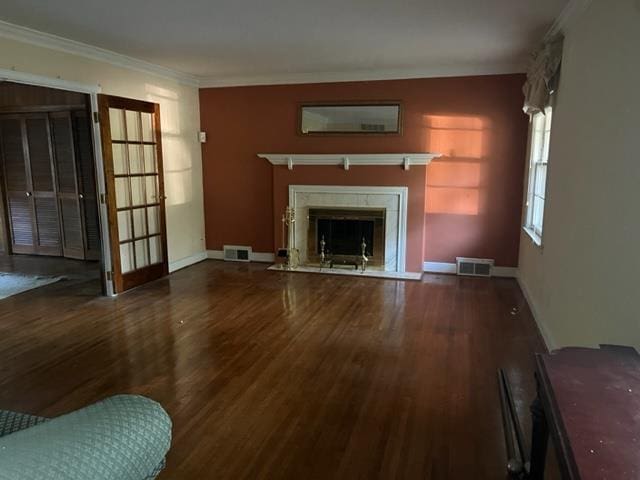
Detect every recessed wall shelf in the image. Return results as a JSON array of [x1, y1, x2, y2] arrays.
[[257, 153, 441, 171]]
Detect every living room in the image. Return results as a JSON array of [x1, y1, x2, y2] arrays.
[[0, 0, 638, 478]]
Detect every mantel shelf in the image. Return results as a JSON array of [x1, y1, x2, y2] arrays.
[[257, 153, 442, 171]]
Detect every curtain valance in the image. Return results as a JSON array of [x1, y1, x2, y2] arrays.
[[523, 36, 564, 115]]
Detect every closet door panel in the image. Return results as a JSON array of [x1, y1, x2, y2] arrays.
[[25, 114, 61, 256], [72, 111, 101, 260], [2, 118, 28, 192], [50, 112, 84, 259], [82, 199, 100, 258], [52, 115, 76, 193], [25, 117, 54, 192], [60, 197, 83, 251], [7, 196, 34, 250], [0, 116, 36, 253], [34, 196, 61, 250]]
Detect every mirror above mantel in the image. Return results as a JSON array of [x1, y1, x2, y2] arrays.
[[299, 103, 402, 135], [257, 153, 442, 171]]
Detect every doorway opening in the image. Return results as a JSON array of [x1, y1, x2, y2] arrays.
[[0, 81, 103, 298]]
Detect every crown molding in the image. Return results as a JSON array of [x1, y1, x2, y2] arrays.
[[545, 0, 594, 39], [200, 61, 525, 88], [0, 20, 199, 87], [3, 8, 583, 91]]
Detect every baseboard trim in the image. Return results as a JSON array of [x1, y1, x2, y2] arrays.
[[206, 250, 275, 263], [169, 251, 207, 273], [516, 274, 556, 352], [422, 262, 517, 278], [251, 252, 276, 263], [492, 266, 518, 278], [207, 250, 224, 260], [423, 262, 457, 274]]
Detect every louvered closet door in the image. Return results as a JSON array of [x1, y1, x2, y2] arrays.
[[0, 116, 36, 254], [50, 111, 84, 259], [72, 110, 101, 260], [98, 95, 168, 293], [25, 114, 62, 256]]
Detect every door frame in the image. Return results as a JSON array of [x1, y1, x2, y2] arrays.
[[0, 68, 115, 295]]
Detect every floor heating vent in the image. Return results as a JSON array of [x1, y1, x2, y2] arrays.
[[456, 257, 494, 277], [223, 245, 252, 262]]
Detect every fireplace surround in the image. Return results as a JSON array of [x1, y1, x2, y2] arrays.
[[288, 185, 408, 272]]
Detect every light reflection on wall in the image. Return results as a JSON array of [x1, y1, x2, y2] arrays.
[[424, 115, 490, 216], [145, 84, 191, 206]]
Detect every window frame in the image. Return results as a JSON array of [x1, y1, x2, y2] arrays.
[[523, 104, 553, 247]]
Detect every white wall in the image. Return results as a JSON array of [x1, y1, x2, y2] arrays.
[[518, 0, 640, 349], [0, 36, 205, 267]]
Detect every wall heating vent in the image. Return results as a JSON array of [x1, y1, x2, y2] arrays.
[[223, 245, 252, 262], [456, 257, 494, 277]]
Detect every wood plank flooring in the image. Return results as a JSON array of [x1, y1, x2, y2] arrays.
[[0, 260, 548, 479]]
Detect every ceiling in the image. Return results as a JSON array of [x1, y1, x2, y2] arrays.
[[0, 0, 567, 86]]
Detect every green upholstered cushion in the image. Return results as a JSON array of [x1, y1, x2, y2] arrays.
[[0, 395, 171, 480], [0, 410, 47, 437]]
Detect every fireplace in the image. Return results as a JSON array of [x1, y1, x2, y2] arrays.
[[307, 208, 385, 268], [288, 185, 408, 273]]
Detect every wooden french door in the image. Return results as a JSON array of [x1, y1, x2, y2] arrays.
[[98, 95, 168, 293]]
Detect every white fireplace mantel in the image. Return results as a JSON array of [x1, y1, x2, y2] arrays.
[[258, 153, 441, 170]]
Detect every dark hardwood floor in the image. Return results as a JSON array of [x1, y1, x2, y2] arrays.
[[0, 260, 549, 479]]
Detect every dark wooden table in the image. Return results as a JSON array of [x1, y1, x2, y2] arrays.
[[530, 345, 640, 479]]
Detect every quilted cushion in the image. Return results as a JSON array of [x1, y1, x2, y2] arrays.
[[0, 410, 47, 437], [0, 395, 171, 480]]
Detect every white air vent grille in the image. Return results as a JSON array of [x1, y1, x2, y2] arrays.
[[456, 257, 494, 277], [223, 245, 252, 262]]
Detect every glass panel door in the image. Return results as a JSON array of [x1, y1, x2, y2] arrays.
[[98, 95, 168, 293]]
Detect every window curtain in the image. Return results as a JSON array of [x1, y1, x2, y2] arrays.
[[522, 36, 564, 115]]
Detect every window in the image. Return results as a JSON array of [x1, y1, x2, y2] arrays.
[[524, 106, 552, 245]]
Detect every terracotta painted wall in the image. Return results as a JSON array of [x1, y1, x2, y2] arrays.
[[199, 74, 528, 270]]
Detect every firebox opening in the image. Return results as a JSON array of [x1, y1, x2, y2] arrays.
[[317, 218, 374, 256], [307, 207, 386, 268]]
